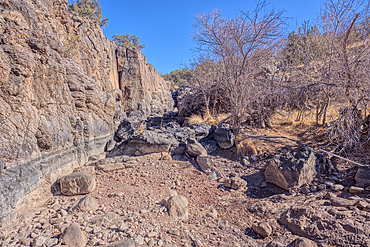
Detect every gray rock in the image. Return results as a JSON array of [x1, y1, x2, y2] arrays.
[[331, 184, 344, 191], [105, 139, 116, 152], [265, 146, 317, 190], [174, 129, 190, 143], [293, 237, 318, 247], [189, 123, 211, 140], [186, 139, 207, 157], [196, 156, 213, 174], [167, 195, 189, 221], [32, 237, 47, 247], [349, 186, 364, 194], [101, 239, 140, 247], [70, 195, 99, 212], [59, 225, 87, 247], [213, 128, 235, 149], [330, 197, 357, 207], [112, 130, 179, 156], [135, 235, 144, 245], [224, 177, 248, 191], [115, 119, 136, 142], [200, 137, 218, 153], [252, 222, 272, 238], [355, 166, 370, 187], [59, 172, 96, 196]]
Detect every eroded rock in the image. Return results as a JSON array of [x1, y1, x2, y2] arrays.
[[59, 172, 96, 196]]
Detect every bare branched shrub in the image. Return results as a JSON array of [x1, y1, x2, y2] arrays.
[[192, 1, 286, 133], [276, 0, 370, 152]]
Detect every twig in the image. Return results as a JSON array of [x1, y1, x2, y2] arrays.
[[319, 149, 365, 167], [216, 116, 230, 126]]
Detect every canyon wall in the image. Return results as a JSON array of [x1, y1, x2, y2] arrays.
[[0, 0, 173, 226]]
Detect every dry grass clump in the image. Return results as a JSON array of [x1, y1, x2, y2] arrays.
[[187, 113, 229, 125], [235, 133, 274, 158]]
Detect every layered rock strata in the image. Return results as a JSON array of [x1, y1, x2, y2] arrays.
[[0, 0, 172, 227]]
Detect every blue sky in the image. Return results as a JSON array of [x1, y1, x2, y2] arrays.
[[99, 0, 323, 74]]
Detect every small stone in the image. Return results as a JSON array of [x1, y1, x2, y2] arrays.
[[60, 209, 68, 217], [331, 184, 344, 192], [318, 184, 326, 190], [310, 185, 317, 192], [93, 226, 102, 234], [251, 155, 258, 161], [301, 186, 310, 194], [242, 158, 250, 166], [349, 186, 364, 194], [135, 235, 144, 245], [331, 197, 357, 207], [167, 229, 180, 236], [59, 225, 87, 247], [294, 237, 318, 247], [252, 222, 272, 238], [193, 239, 204, 247], [119, 223, 129, 232], [356, 201, 369, 209], [148, 239, 155, 246], [260, 182, 267, 188], [325, 181, 334, 187], [147, 231, 157, 238], [32, 237, 47, 247], [206, 208, 217, 219]]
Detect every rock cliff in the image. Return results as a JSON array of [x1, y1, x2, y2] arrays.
[[0, 0, 172, 226]]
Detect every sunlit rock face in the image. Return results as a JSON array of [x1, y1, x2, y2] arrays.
[[0, 0, 172, 227]]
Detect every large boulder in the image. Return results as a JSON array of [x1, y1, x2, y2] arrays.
[[355, 166, 370, 188], [59, 172, 96, 196], [265, 146, 317, 190], [213, 128, 235, 149], [186, 139, 207, 156]]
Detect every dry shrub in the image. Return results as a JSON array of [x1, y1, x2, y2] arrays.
[[235, 134, 273, 158]]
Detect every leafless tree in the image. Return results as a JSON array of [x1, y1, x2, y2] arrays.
[[192, 1, 286, 132]]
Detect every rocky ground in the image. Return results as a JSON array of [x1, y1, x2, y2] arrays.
[[1, 127, 370, 247], [0, 143, 370, 246]]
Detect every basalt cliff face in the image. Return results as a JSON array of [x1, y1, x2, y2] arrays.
[[0, 0, 172, 225]]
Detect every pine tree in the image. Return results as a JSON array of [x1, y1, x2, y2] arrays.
[[68, 0, 108, 27], [112, 34, 145, 52]]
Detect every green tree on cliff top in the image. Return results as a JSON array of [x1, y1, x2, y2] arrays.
[[68, 0, 108, 27], [112, 34, 145, 52]]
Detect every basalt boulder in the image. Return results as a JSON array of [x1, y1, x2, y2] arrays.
[[265, 146, 318, 190]]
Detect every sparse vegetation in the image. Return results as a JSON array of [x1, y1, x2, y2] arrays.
[[112, 34, 145, 52], [68, 0, 108, 27], [187, 0, 370, 154], [162, 68, 193, 89]]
